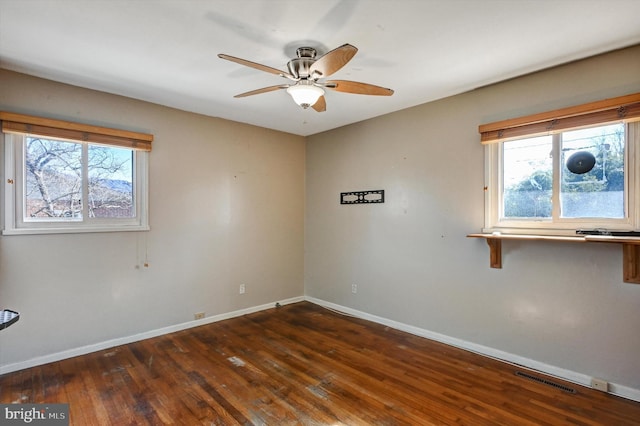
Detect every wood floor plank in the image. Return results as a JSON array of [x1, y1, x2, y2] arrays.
[[244, 311, 504, 424], [2, 301, 640, 425]]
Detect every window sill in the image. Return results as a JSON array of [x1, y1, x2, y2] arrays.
[[2, 225, 150, 236], [467, 233, 640, 284]]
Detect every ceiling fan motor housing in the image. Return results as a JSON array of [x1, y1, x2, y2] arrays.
[[287, 47, 318, 79]]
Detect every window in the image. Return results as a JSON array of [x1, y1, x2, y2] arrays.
[[481, 93, 640, 235], [1, 112, 152, 234]]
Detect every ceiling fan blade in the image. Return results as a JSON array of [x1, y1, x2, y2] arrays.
[[234, 85, 289, 98], [218, 54, 295, 80], [309, 43, 357, 78], [312, 95, 326, 112], [325, 80, 394, 96]]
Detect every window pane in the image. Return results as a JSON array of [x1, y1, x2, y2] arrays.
[[88, 146, 134, 218], [560, 123, 625, 219], [24, 137, 82, 220], [502, 136, 552, 218]]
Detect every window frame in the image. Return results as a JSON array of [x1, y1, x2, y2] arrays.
[[481, 93, 640, 236], [484, 123, 639, 235], [1, 112, 152, 235]]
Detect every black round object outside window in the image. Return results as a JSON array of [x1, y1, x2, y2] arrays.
[[566, 151, 596, 174]]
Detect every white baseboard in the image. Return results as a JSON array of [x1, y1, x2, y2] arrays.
[[0, 296, 304, 376], [305, 296, 640, 403]]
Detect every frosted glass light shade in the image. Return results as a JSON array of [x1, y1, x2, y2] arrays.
[[286, 84, 324, 108]]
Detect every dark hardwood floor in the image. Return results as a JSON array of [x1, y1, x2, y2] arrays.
[[2, 301, 640, 425]]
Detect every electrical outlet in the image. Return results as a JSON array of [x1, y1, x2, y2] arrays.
[[351, 284, 357, 294], [591, 378, 608, 392], [239, 284, 246, 294], [194, 312, 205, 320]]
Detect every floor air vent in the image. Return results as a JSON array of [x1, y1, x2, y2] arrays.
[[515, 371, 577, 394]]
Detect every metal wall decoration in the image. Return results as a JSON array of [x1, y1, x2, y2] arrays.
[[340, 190, 385, 204]]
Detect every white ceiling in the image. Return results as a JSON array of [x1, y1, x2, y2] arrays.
[[1, 0, 639, 137]]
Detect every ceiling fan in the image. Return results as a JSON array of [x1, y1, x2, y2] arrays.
[[218, 43, 393, 112]]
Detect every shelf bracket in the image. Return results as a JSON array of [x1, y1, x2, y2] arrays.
[[623, 243, 640, 284], [486, 238, 502, 269]]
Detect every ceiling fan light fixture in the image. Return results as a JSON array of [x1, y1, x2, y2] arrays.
[[286, 83, 324, 109]]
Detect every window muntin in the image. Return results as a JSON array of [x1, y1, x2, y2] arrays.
[[486, 122, 637, 234], [4, 133, 148, 234]]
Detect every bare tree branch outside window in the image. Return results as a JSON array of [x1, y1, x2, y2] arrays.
[[25, 137, 134, 220]]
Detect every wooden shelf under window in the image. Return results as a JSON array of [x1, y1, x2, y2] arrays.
[[467, 233, 640, 284]]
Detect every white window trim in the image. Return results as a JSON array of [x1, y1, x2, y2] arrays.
[[2, 133, 149, 235], [483, 122, 640, 236]]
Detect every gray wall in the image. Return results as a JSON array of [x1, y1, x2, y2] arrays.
[[305, 45, 640, 393], [0, 70, 305, 369]]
